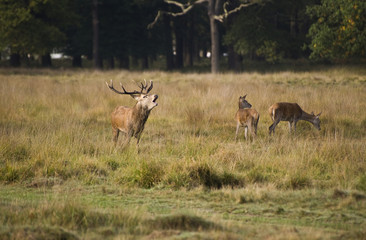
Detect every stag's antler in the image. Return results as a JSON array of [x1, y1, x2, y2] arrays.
[[137, 79, 153, 93], [106, 80, 144, 95]]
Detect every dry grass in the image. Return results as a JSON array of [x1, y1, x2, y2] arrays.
[[1, 68, 365, 189]]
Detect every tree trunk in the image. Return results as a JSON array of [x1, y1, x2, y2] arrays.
[[92, 0, 102, 69], [72, 55, 82, 67], [163, 15, 174, 70], [41, 54, 52, 67], [184, 12, 194, 67], [228, 45, 241, 71], [290, 9, 297, 38], [208, 0, 221, 73], [118, 55, 129, 69], [142, 56, 149, 69], [108, 57, 115, 69], [174, 17, 184, 69], [10, 53, 21, 67]]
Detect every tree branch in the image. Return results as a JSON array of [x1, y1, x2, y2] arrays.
[[148, 0, 261, 28], [148, 0, 208, 29], [215, 0, 259, 22]]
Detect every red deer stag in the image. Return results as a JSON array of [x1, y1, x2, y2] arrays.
[[106, 80, 158, 148], [268, 102, 321, 135], [235, 95, 260, 141]]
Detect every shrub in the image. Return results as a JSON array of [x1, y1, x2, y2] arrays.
[[0, 226, 79, 240], [121, 160, 163, 188], [1, 142, 31, 162], [288, 173, 312, 190], [149, 214, 216, 231], [356, 174, 366, 192], [0, 164, 34, 183], [189, 164, 223, 189], [246, 167, 269, 183]]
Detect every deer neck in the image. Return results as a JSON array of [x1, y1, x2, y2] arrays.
[[300, 111, 316, 124], [131, 103, 151, 132]]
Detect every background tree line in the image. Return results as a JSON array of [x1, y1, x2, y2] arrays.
[[0, 0, 365, 71]]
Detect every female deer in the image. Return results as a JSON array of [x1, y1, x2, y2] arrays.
[[235, 95, 260, 141], [268, 102, 321, 135]]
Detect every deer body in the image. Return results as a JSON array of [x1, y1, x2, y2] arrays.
[[268, 102, 321, 135], [235, 95, 260, 141], [111, 104, 150, 142], [106, 80, 158, 148]]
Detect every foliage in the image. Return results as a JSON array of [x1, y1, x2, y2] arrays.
[[224, 0, 314, 63], [0, 0, 77, 55], [1, 0, 366, 68], [307, 0, 366, 61], [256, 40, 284, 64], [357, 174, 366, 192]]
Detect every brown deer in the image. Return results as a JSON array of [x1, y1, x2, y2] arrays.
[[105, 80, 158, 148], [268, 102, 321, 135], [235, 95, 260, 141]]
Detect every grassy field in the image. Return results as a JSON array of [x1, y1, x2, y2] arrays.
[[0, 67, 366, 239]]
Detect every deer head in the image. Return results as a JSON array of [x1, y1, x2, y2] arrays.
[[238, 95, 252, 109], [310, 112, 322, 130], [106, 79, 158, 110]]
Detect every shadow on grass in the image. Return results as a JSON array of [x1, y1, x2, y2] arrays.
[[0, 226, 79, 240], [148, 213, 219, 231]]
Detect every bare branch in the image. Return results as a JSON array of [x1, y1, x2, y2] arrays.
[[148, 0, 260, 28], [215, 1, 259, 22], [148, 0, 208, 29], [148, 10, 162, 29]]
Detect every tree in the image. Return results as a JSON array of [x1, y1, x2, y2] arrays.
[[307, 0, 366, 61], [92, 0, 102, 69], [63, 0, 93, 68], [0, 0, 76, 67], [98, 0, 134, 69], [224, 0, 314, 65], [149, 0, 259, 73]]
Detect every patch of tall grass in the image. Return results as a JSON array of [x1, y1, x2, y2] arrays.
[[0, 67, 365, 190]]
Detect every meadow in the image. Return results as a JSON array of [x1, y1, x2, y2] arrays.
[[0, 67, 365, 239]]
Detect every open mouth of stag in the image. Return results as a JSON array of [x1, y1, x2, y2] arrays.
[[153, 95, 158, 105]]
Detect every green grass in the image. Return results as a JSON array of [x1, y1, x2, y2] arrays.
[[0, 67, 366, 239], [0, 185, 365, 239]]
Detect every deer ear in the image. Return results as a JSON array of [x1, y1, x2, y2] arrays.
[[316, 112, 322, 117], [243, 94, 247, 99]]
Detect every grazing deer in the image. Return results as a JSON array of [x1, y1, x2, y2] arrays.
[[268, 102, 321, 135], [235, 95, 260, 141], [105, 80, 158, 149]]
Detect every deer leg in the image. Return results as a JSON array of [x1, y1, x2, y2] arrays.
[[269, 119, 280, 135], [235, 123, 240, 141], [269, 123, 274, 135], [248, 124, 255, 140], [122, 131, 133, 149], [288, 121, 292, 133], [244, 126, 248, 140], [250, 123, 256, 140], [294, 120, 298, 132], [254, 115, 259, 135], [112, 128, 120, 145], [136, 133, 143, 153]]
